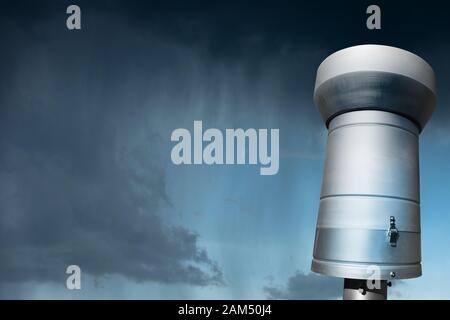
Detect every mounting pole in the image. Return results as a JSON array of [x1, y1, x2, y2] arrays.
[[343, 279, 388, 300]]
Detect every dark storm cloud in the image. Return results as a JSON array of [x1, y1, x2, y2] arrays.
[[0, 2, 227, 287], [264, 272, 341, 300], [0, 0, 330, 288], [0, 97, 222, 286], [3, 0, 448, 56]]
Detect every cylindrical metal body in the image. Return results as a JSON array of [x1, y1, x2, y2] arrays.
[[312, 110, 421, 279], [311, 45, 437, 285]]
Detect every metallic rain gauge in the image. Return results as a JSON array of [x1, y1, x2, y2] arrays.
[[311, 45, 437, 300]]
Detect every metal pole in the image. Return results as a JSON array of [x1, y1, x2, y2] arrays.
[[343, 279, 388, 300]]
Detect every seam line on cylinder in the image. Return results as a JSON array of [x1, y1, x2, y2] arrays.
[[323, 106, 424, 132], [315, 226, 419, 233], [312, 257, 421, 266], [328, 122, 419, 137], [320, 194, 419, 204]]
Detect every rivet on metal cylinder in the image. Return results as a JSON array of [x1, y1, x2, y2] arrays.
[[311, 44, 437, 299]]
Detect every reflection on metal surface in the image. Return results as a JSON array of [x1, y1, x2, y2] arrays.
[[311, 44, 437, 299]]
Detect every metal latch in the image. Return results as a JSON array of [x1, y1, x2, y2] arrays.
[[388, 216, 399, 247]]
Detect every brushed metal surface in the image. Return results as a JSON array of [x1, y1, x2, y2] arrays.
[[314, 45, 436, 92], [313, 45, 437, 130], [311, 45, 437, 282], [312, 111, 422, 280], [322, 111, 419, 200]]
